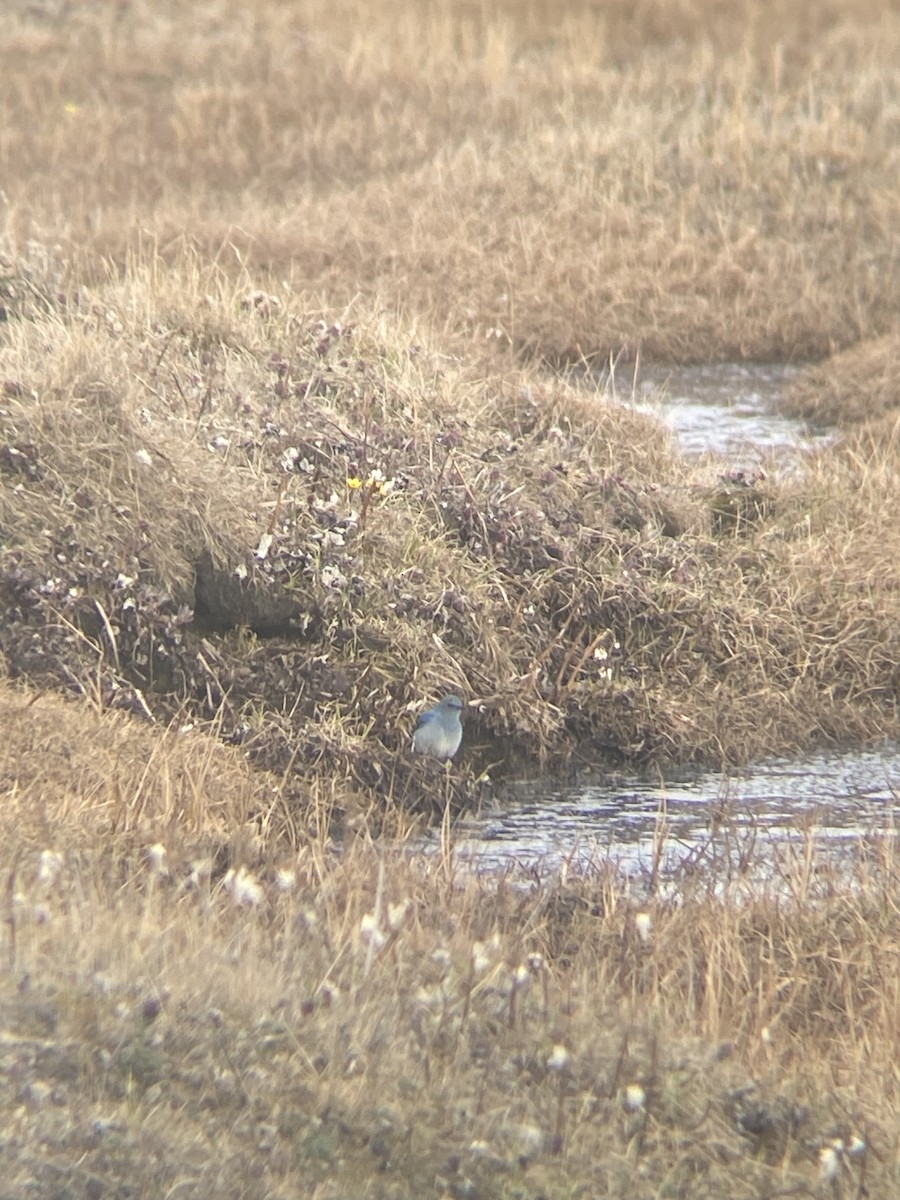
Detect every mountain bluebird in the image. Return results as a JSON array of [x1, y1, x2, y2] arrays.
[[412, 694, 464, 760]]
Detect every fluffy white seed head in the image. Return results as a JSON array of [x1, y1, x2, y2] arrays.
[[546, 1044, 570, 1071]]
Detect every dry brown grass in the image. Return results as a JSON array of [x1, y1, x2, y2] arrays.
[[3, 700, 900, 1197], [785, 333, 900, 427], [1, 241, 899, 793], [2, 245, 899, 783], [2, 0, 900, 361], [3, 2, 900, 1193], [0, 682, 280, 851], [2, 0, 899, 777]]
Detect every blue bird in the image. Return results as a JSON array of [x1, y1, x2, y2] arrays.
[[412, 694, 464, 760]]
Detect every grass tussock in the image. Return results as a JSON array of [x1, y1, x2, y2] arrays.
[[2, 239, 900, 786], [3, 713, 900, 1197], [0, 682, 279, 853], [1, 246, 899, 788], [785, 333, 900, 428]]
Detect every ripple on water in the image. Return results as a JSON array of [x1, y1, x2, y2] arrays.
[[611, 362, 833, 464], [437, 745, 900, 888]]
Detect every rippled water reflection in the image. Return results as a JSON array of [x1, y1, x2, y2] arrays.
[[438, 747, 900, 882], [617, 362, 833, 463]]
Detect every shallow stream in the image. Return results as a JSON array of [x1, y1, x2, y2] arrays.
[[441, 745, 900, 885], [616, 361, 832, 462], [438, 365, 896, 881]]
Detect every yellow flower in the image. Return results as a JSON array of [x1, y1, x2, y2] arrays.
[[346, 476, 362, 490]]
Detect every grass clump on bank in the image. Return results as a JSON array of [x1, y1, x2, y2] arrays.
[[1, 245, 899, 791], [785, 333, 900, 429]]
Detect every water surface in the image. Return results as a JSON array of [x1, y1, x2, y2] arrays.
[[613, 362, 833, 464], [441, 746, 900, 884]]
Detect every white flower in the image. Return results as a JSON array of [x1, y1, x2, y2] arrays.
[[225, 867, 264, 907], [360, 912, 386, 950], [320, 564, 347, 590], [635, 912, 652, 943], [546, 1044, 570, 1071], [624, 1084, 646, 1111], [147, 844, 167, 874], [37, 850, 63, 886], [275, 869, 296, 892]]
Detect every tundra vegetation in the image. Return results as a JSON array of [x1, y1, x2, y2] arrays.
[[1, 0, 899, 1195]]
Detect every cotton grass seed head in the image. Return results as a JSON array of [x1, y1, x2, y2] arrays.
[[415, 985, 444, 1010], [360, 911, 387, 950], [146, 843, 167, 874], [472, 939, 496, 975], [635, 911, 652, 943], [387, 899, 410, 931], [37, 849, 63, 886], [513, 1124, 544, 1156], [187, 858, 212, 889], [224, 867, 264, 908], [546, 1044, 570, 1071], [818, 1145, 841, 1181]]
